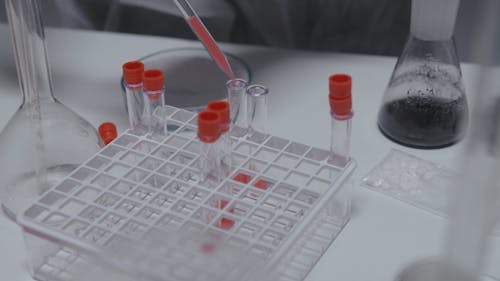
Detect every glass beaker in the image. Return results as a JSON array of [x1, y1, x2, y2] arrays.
[[377, 0, 468, 149], [0, 0, 101, 220]]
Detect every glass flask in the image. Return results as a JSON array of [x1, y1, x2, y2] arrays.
[[0, 0, 101, 220], [377, 0, 468, 149]]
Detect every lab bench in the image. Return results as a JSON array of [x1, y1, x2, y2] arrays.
[[0, 24, 498, 281]]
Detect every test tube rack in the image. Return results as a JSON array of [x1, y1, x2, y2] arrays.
[[18, 106, 356, 281]]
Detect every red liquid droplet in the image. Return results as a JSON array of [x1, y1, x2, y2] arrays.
[[254, 179, 270, 190], [219, 217, 235, 230], [233, 173, 252, 184]]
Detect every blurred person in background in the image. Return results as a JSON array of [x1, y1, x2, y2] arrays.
[[230, 0, 410, 55], [0, 0, 481, 60], [0, 0, 410, 56]]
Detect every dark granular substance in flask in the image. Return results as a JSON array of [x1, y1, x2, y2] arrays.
[[378, 96, 468, 149]]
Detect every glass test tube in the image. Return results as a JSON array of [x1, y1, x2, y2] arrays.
[[151, 106, 171, 141], [198, 111, 223, 187], [329, 74, 353, 167], [330, 113, 353, 166], [226, 79, 249, 134], [143, 69, 166, 134], [122, 61, 144, 130], [207, 101, 231, 176], [247, 85, 269, 134]]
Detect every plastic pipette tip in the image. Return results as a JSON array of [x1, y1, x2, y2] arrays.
[[98, 122, 118, 145], [198, 111, 221, 143], [143, 69, 165, 92], [122, 61, 144, 85], [186, 15, 235, 80], [207, 100, 230, 133], [329, 74, 352, 116]]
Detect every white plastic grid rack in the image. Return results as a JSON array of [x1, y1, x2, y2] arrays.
[[18, 105, 356, 281]]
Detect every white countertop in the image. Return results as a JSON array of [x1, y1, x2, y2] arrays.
[[0, 25, 498, 281]]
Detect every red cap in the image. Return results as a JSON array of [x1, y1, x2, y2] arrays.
[[122, 61, 144, 85], [207, 101, 230, 133], [98, 122, 118, 145], [329, 74, 352, 116], [143, 69, 165, 92], [198, 111, 221, 143]]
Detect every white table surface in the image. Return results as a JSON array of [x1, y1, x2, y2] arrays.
[[0, 25, 498, 281]]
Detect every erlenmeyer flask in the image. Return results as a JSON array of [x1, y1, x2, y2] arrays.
[[0, 0, 101, 220], [378, 0, 468, 149]]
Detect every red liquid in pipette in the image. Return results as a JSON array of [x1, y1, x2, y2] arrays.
[[188, 16, 235, 80]]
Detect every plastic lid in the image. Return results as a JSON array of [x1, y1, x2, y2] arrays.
[[207, 101, 230, 133], [329, 74, 352, 116], [98, 122, 118, 145], [198, 111, 221, 143], [122, 61, 144, 85], [143, 69, 165, 91]]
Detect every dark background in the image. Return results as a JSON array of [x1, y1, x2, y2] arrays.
[[0, 0, 495, 62]]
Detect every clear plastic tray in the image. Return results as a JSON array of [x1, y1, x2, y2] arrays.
[[362, 149, 454, 217], [362, 149, 500, 235], [18, 106, 356, 281]]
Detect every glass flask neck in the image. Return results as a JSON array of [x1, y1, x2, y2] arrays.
[[6, 0, 56, 105], [410, 0, 460, 41], [396, 35, 461, 72]]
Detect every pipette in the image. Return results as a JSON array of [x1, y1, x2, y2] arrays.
[[173, 0, 236, 80]]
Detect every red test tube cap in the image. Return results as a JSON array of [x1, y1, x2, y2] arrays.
[[329, 74, 352, 116], [198, 111, 221, 143], [207, 101, 230, 133], [143, 69, 165, 91], [122, 61, 144, 85], [98, 122, 118, 145]]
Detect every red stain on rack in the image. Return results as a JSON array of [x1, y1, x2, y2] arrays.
[[218, 199, 235, 230], [233, 173, 252, 184], [254, 179, 270, 190]]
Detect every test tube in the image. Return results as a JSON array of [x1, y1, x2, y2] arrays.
[[226, 79, 248, 134], [329, 74, 353, 167], [143, 69, 166, 134], [122, 61, 144, 130], [198, 111, 223, 187], [151, 106, 171, 141], [247, 84, 269, 134], [207, 100, 231, 176]]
